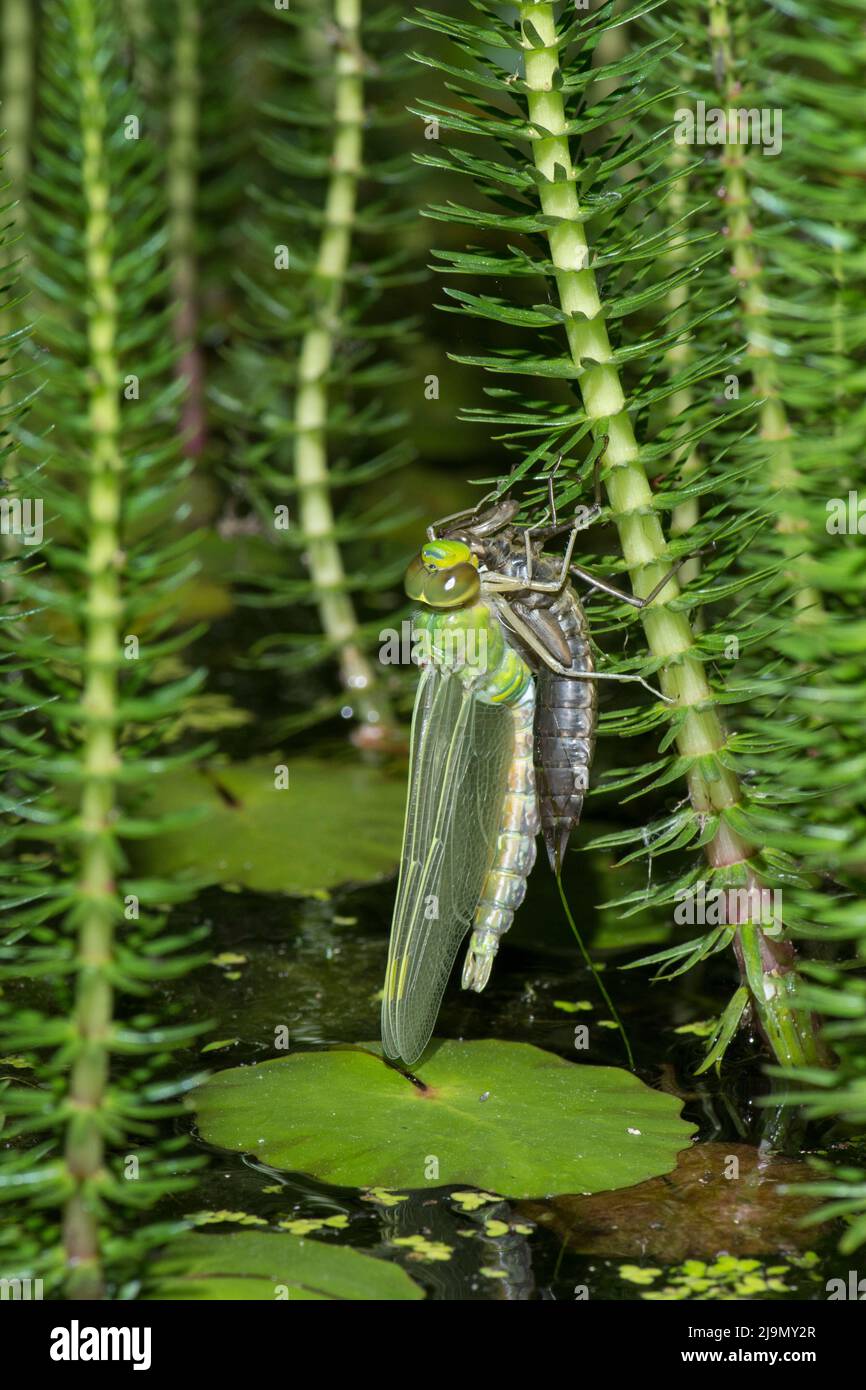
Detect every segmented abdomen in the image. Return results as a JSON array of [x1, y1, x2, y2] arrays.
[[534, 585, 596, 871], [463, 683, 539, 991], [489, 546, 598, 874]]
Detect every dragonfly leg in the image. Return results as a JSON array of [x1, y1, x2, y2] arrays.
[[531, 505, 601, 549], [571, 551, 696, 608], [498, 455, 607, 591], [486, 515, 590, 597], [428, 455, 543, 540], [518, 457, 563, 581], [426, 492, 499, 541], [537, 453, 564, 532], [547, 467, 559, 530], [492, 596, 673, 704], [523, 527, 535, 583], [549, 660, 672, 704], [512, 448, 606, 582], [528, 441, 604, 543], [521, 506, 561, 582]]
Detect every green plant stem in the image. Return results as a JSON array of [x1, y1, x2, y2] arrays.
[[737, 924, 815, 1069], [121, 0, 155, 96], [518, 1, 822, 1068], [663, 144, 703, 586], [169, 0, 205, 456], [1, 0, 32, 223], [0, 3, 32, 592], [62, 0, 125, 1299], [0, 0, 32, 390], [707, 0, 822, 623], [0, 0, 32, 534], [292, 0, 396, 748]]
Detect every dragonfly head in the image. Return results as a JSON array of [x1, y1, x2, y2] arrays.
[[405, 539, 481, 609]]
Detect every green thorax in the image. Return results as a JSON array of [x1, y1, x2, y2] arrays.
[[413, 602, 532, 707]]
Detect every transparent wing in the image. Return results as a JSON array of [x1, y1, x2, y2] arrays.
[[382, 665, 515, 1065]]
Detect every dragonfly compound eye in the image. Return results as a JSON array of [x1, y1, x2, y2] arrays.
[[404, 544, 480, 608], [426, 562, 480, 608]]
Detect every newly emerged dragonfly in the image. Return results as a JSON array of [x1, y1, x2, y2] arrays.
[[381, 482, 683, 1065]]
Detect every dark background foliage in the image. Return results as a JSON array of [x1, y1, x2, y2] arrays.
[[0, 0, 864, 1298]]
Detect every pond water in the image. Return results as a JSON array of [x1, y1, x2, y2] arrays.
[[149, 868, 853, 1302]]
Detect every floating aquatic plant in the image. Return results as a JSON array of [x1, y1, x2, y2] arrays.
[[192, 1040, 696, 1198], [0, 0, 863, 1304]]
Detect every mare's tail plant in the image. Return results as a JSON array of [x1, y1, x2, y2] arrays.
[[648, 0, 866, 1114], [0, 0, 210, 1298], [220, 0, 419, 749], [411, 0, 830, 1068], [0, 0, 33, 385], [166, 0, 206, 458], [681, 0, 866, 1243], [124, 0, 249, 465], [0, 0, 32, 237]]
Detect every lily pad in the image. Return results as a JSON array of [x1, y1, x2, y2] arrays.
[[147, 1230, 423, 1300], [129, 757, 406, 894], [192, 1040, 695, 1199]]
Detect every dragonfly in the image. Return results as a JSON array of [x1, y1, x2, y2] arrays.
[[381, 477, 684, 1066]]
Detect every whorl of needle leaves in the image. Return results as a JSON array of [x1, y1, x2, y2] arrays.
[[0, 0, 209, 1295], [217, 0, 420, 735], [700, 0, 866, 1247], [642, 0, 866, 883], [407, 0, 862, 1075], [409, 3, 776, 954], [643, 0, 866, 1235]]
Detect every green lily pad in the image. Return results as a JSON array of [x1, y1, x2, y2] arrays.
[[192, 1040, 695, 1199], [129, 758, 406, 894], [147, 1230, 423, 1301]]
